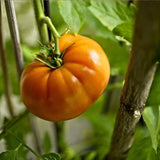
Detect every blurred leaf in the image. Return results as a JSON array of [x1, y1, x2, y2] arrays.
[[21, 44, 39, 65], [85, 94, 106, 115], [93, 36, 129, 76], [86, 113, 115, 160], [58, 0, 89, 32], [84, 94, 114, 159], [89, 1, 135, 31], [157, 144, 160, 159], [85, 151, 97, 160], [147, 65, 160, 106], [40, 153, 61, 160], [43, 132, 52, 153], [61, 148, 76, 160], [4, 115, 30, 160], [0, 71, 4, 97], [113, 20, 134, 43], [0, 144, 21, 160], [142, 106, 160, 152], [0, 150, 18, 160], [127, 137, 158, 160], [50, 1, 67, 33], [5, 40, 20, 94]]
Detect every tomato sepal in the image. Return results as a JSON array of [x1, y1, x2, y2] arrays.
[[35, 41, 75, 69]]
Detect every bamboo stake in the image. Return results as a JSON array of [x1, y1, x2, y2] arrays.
[[4, 0, 42, 154], [0, 0, 14, 118]]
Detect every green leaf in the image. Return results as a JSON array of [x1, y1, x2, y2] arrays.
[[0, 150, 18, 160], [89, 1, 135, 31], [142, 106, 160, 152], [4, 115, 30, 160], [84, 95, 105, 115], [147, 65, 160, 106], [127, 137, 158, 160], [50, 1, 68, 33], [85, 151, 97, 160], [21, 44, 39, 64], [58, 0, 88, 32], [43, 132, 52, 153], [113, 21, 134, 43], [85, 112, 115, 160], [0, 144, 21, 160], [40, 153, 61, 160], [4, 40, 19, 95], [4, 116, 30, 150]]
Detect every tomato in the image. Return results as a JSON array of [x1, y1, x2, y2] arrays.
[[20, 34, 110, 121]]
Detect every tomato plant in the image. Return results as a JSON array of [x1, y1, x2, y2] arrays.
[[20, 34, 110, 121], [1, 1, 160, 160]]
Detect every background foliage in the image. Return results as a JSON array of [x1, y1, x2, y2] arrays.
[[0, 0, 160, 160]]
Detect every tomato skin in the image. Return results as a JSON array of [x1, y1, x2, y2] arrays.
[[20, 34, 110, 121]]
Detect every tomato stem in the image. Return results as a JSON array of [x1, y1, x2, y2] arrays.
[[33, 0, 48, 44], [40, 16, 61, 56]]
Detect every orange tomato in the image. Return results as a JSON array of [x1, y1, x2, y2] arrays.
[[20, 34, 110, 121]]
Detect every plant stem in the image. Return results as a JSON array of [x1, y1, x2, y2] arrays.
[[40, 16, 60, 55], [105, 81, 123, 91], [33, 0, 61, 55], [54, 122, 67, 153], [106, 1, 160, 160], [7, 130, 41, 159], [4, 0, 24, 79], [33, 0, 48, 44], [0, 1, 14, 118]]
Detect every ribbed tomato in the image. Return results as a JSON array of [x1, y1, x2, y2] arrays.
[[20, 34, 110, 121]]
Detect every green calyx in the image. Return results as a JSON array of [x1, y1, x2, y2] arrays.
[[35, 41, 75, 69], [35, 41, 63, 69]]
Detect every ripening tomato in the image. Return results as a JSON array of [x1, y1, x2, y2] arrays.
[[20, 34, 110, 121]]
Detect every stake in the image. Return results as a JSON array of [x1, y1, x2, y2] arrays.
[[43, 0, 51, 41], [4, 0, 24, 79], [4, 0, 42, 154], [0, 0, 14, 118]]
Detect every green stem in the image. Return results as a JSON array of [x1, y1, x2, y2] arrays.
[[54, 122, 67, 154], [7, 130, 41, 159], [105, 82, 124, 91], [33, 0, 61, 56], [33, 0, 48, 44], [41, 16, 60, 55]]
